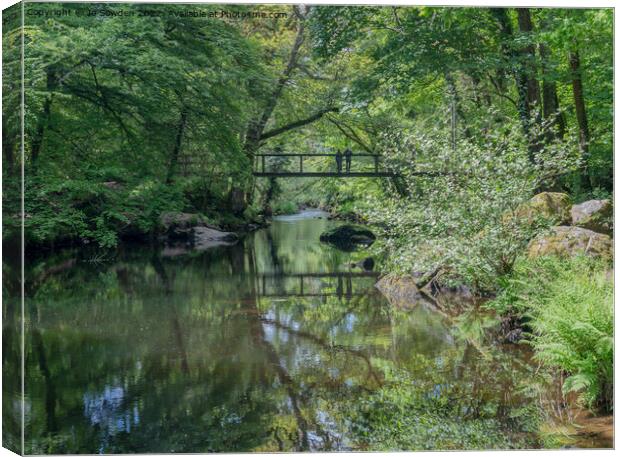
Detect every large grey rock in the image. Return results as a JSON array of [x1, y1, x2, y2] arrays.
[[193, 226, 238, 249], [375, 275, 423, 308], [159, 212, 206, 237], [527, 226, 613, 259], [159, 211, 238, 249], [375, 274, 475, 315], [571, 199, 613, 236]]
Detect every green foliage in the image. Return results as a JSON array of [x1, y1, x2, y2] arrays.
[[271, 200, 299, 215], [21, 176, 187, 248], [4, 2, 272, 247], [490, 255, 613, 411], [362, 111, 580, 290]]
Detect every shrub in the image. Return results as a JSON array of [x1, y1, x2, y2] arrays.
[[272, 200, 298, 215], [363, 110, 581, 291], [24, 177, 188, 248], [490, 255, 613, 412]]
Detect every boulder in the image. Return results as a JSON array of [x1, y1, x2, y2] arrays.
[[159, 211, 239, 248], [510, 192, 572, 225], [159, 212, 206, 238], [571, 199, 613, 236], [193, 226, 238, 249], [319, 224, 376, 248], [350, 257, 375, 271], [527, 226, 613, 259], [375, 274, 475, 314], [375, 275, 423, 308]]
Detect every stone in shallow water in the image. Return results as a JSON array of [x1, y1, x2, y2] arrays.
[[319, 224, 376, 247], [193, 226, 238, 249]]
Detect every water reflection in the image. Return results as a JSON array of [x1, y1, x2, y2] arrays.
[[3, 211, 550, 453], [257, 272, 379, 299]]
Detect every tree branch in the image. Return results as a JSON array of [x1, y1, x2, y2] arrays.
[[260, 107, 338, 141], [326, 116, 374, 153]]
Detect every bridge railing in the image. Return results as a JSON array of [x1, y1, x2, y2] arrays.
[[254, 153, 385, 174]]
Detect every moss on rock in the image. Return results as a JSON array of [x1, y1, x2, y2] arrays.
[[509, 192, 572, 225], [571, 199, 613, 236], [527, 226, 613, 260]]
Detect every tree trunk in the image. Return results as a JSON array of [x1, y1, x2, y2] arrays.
[[537, 12, 567, 142], [227, 12, 307, 215], [517, 9, 542, 114], [30, 66, 57, 171], [539, 43, 566, 140], [166, 107, 188, 184], [489, 8, 513, 95], [516, 8, 543, 157], [444, 72, 472, 140], [30, 96, 52, 171], [2, 123, 15, 176], [490, 8, 534, 139], [244, 15, 306, 157], [569, 49, 592, 191]]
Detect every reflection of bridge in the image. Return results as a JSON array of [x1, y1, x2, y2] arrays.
[[256, 271, 380, 299], [253, 153, 398, 178]]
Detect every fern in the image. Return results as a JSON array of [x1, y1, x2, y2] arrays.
[[489, 255, 613, 412]]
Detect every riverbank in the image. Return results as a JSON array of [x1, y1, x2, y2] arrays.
[[369, 194, 614, 447]]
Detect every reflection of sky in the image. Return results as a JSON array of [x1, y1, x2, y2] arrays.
[[83, 385, 139, 437], [344, 314, 357, 332]]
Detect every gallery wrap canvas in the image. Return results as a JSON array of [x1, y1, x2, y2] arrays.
[[1, 1, 614, 454]]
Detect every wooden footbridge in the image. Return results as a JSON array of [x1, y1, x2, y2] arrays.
[[253, 153, 397, 178]]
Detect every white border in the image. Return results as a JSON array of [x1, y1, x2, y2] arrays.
[[0, 1, 616, 457]]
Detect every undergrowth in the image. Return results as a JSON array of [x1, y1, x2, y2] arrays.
[[490, 255, 613, 412]]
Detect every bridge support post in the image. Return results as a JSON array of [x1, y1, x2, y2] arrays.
[[262, 155, 265, 173], [374, 156, 378, 173], [299, 155, 303, 172]]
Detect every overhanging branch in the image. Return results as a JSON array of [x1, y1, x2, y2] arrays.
[[259, 107, 339, 141]]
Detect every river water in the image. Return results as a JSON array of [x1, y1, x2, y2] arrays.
[[2, 210, 607, 453]]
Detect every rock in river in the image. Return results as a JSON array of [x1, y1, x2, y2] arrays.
[[159, 211, 239, 253], [319, 224, 376, 248], [351, 257, 375, 271], [193, 226, 238, 249], [159, 212, 207, 238]]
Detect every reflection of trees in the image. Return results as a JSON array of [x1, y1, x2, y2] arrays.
[[10, 220, 544, 453], [244, 243, 381, 450], [256, 272, 378, 299], [259, 317, 382, 388], [248, 313, 311, 451]]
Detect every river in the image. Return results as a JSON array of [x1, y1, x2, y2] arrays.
[[2, 210, 607, 452]]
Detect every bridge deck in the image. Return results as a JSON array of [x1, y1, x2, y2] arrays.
[[253, 152, 398, 178], [253, 171, 397, 178]]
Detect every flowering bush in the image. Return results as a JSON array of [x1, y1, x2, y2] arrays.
[[364, 111, 581, 291]]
